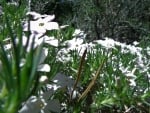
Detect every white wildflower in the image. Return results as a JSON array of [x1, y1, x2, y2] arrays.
[[23, 16, 59, 34], [73, 29, 86, 39], [64, 37, 84, 50]]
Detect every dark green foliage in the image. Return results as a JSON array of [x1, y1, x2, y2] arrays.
[[31, 0, 150, 43], [72, 0, 150, 43]]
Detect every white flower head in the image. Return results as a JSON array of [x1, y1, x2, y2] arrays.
[[23, 15, 59, 34], [64, 38, 84, 50]]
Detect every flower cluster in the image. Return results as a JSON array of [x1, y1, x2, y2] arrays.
[[57, 35, 150, 88], [17, 12, 77, 113], [22, 12, 60, 50]]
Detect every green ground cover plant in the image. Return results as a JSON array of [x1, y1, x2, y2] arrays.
[[0, 0, 150, 113]]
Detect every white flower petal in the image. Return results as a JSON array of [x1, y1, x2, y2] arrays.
[[43, 15, 55, 22], [60, 25, 69, 29], [39, 75, 48, 83], [30, 20, 46, 33], [73, 29, 83, 36], [45, 22, 59, 30], [4, 43, 11, 50], [129, 79, 136, 86], [41, 36, 58, 46], [64, 38, 84, 50], [38, 64, 50, 72], [26, 12, 55, 21], [39, 48, 48, 64], [21, 35, 38, 52], [45, 39, 58, 47]]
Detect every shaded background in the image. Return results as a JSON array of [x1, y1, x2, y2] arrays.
[[1, 0, 150, 43]]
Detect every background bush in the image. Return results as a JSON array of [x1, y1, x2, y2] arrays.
[[73, 0, 150, 43], [31, 0, 150, 43]]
